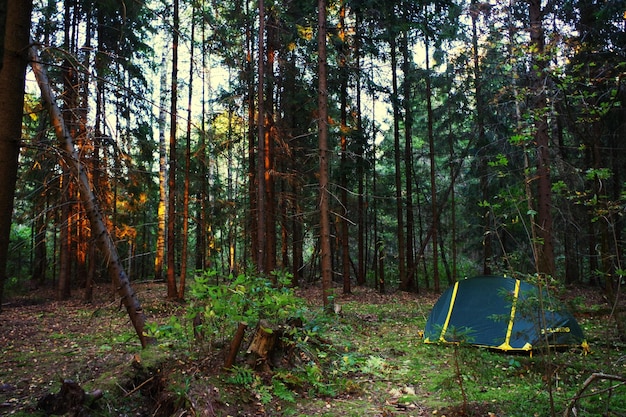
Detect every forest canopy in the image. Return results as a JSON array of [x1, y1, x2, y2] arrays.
[[1, 0, 625, 308]]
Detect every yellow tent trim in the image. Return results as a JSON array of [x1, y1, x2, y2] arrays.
[[502, 279, 521, 349], [439, 281, 460, 342]]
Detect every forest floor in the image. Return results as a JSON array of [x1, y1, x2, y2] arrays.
[[0, 280, 624, 417]]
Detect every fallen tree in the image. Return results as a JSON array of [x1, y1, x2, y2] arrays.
[[29, 43, 152, 348]]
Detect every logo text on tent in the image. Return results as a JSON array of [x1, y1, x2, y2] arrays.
[[541, 327, 571, 334]]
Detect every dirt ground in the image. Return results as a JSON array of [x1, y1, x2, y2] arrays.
[[0, 281, 618, 416]]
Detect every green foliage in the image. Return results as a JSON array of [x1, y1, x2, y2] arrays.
[[187, 269, 307, 344], [226, 365, 255, 386], [226, 367, 298, 405], [143, 315, 187, 347]]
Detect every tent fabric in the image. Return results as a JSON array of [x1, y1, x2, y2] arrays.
[[423, 275, 586, 352]]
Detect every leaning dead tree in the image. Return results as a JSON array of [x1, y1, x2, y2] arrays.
[[29, 44, 152, 348]]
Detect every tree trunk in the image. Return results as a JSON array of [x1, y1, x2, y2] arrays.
[[425, 39, 440, 292], [59, 49, 79, 301], [471, 0, 492, 275], [243, 0, 256, 269], [317, 0, 333, 310], [0, 0, 33, 310], [256, 0, 267, 274], [528, 0, 555, 277], [402, 31, 416, 292], [339, 0, 351, 294], [355, 9, 366, 286], [264, 8, 277, 275], [180, 4, 196, 299], [195, 15, 209, 272], [30, 45, 152, 348], [390, 33, 407, 291], [155, 48, 168, 282], [167, 0, 180, 299]]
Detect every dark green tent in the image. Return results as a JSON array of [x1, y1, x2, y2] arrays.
[[423, 276, 587, 352]]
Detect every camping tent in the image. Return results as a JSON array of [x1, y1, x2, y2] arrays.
[[423, 275, 586, 352]]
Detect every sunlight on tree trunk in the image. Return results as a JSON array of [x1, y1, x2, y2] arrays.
[[155, 47, 168, 283]]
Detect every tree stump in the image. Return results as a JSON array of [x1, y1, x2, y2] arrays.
[[247, 320, 277, 367]]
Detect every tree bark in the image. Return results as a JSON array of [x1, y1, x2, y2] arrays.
[[166, 0, 180, 299], [155, 46, 168, 282], [264, 8, 277, 274], [354, 9, 366, 286], [402, 31, 416, 292], [339, 0, 351, 294], [0, 0, 33, 310], [317, 0, 333, 310], [246, 320, 276, 369], [29, 44, 152, 348], [390, 32, 407, 291], [528, 0, 555, 277], [425, 39, 440, 292], [180, 4, 196, 299], [225, 322, 248, 369], [256, 0, 267, 274], [471, 0, 492, 275]]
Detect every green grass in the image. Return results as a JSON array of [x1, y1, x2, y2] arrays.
[[306, 293, 626, 416]]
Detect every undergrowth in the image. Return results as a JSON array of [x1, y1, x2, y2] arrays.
[[2, 272, 625, 416], [169, 272, 625, 416]]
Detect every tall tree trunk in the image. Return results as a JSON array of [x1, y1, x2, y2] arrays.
[[167, 0, 180, 299], [264, 8, 277, 274], [180, 4, 196, 299], [30, 45, 152, 348], [528, 0, 555, 277], [59, 48, 79, 300], [447, 103, 457, 284], [196, 5, 208, 272], [425, 40, 440, 292], [339, 0, 351, 294], [256, 0, 267, 274], [471, 0, 491, 275], [82, 4, 94, 302], [390, 32, 407, 291], [244, 0, 256, 269], [155, 48, 168, 282], [0, 0, 33, 310], [317, 0, 333, 310], [355, 10, 366, 286], [402, 31, 416, 292]]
